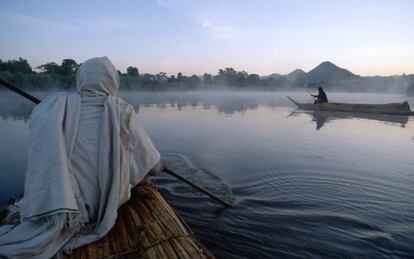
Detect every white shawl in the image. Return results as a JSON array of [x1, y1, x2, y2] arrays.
[[0, 57, 160, 258]]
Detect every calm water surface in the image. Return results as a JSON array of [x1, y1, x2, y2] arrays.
[[0, 91, 414, 258]]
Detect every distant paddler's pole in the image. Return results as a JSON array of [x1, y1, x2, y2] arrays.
[[0, 78, 232, 208], [0, 78, 40, 104], [303, 87, 313, 97], [164, 168, 232, 207]]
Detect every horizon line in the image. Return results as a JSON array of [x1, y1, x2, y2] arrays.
[[2, 57, 413, 78]]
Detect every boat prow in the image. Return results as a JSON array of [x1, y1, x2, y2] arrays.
[[1, 179, 214, 259], [286, 96, 301, 107]]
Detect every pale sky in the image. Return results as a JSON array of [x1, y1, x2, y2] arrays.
[[0, 0, 413, 76]]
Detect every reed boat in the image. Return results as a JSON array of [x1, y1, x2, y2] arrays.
[[0, 179, 214, 259], [287, 96, 414, 116]]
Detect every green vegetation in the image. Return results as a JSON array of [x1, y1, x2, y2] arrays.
[[0, 58, 78, 89], [0, 58, 292, 91], [1, 58, 413, 92]]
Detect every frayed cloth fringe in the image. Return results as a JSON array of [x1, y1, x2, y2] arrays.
[[25, 211, 87, 256], [24, 210, 85, 231]]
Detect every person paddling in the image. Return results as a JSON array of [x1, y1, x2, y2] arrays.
[[0, 57, 165, 258], [312, 86, 328, 104]]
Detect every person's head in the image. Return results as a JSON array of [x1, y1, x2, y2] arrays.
[[76, 57, 119, 96], [318, 86, 324, 93]]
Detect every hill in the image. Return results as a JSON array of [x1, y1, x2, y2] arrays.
[[307, 61, 359, 82], [285, 69, 307, 84]]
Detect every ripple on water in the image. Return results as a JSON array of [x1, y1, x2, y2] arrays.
[[1, 93, 414, 258], [151, 153, 414, 258]]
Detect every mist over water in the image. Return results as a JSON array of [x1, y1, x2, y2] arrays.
[[1, 91, 414, 258]]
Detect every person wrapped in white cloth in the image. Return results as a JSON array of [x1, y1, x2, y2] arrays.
[[0, 57, 165, 258]]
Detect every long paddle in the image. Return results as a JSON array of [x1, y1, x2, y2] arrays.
[[303, 87, 314, 98], [164, 169, 231, 207], [0, 78, 40, 104], [0, 78, 232, 207]]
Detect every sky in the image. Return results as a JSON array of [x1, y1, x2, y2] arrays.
[[0, 0, 413, 76]]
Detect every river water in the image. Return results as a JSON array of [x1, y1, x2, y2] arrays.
[[0, 91, 413, 258]]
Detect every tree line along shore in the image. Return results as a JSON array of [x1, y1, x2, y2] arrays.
[[1, 58, 414, 93]]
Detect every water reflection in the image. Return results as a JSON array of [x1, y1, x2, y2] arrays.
[[1, 91, 412, 123], [0, 97, 35, 120], [1, 91, 414, 258], [122, 92, 263, 114], [0, 91, 267, 118], [0, 92, 49, 120], [289, 110, 410, 130]]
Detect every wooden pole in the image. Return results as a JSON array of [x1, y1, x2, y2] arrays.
[[0, 78, 40, 104], [0, 78, 232, 208], [164, 169, 231, 207]]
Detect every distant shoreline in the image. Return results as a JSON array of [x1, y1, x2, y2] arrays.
[[1, 58, 413, 94]]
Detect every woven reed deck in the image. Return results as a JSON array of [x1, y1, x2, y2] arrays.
[[65, 179, 214, 258]]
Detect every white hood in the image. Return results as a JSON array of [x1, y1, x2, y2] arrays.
[[76, 56, 120, 96]]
